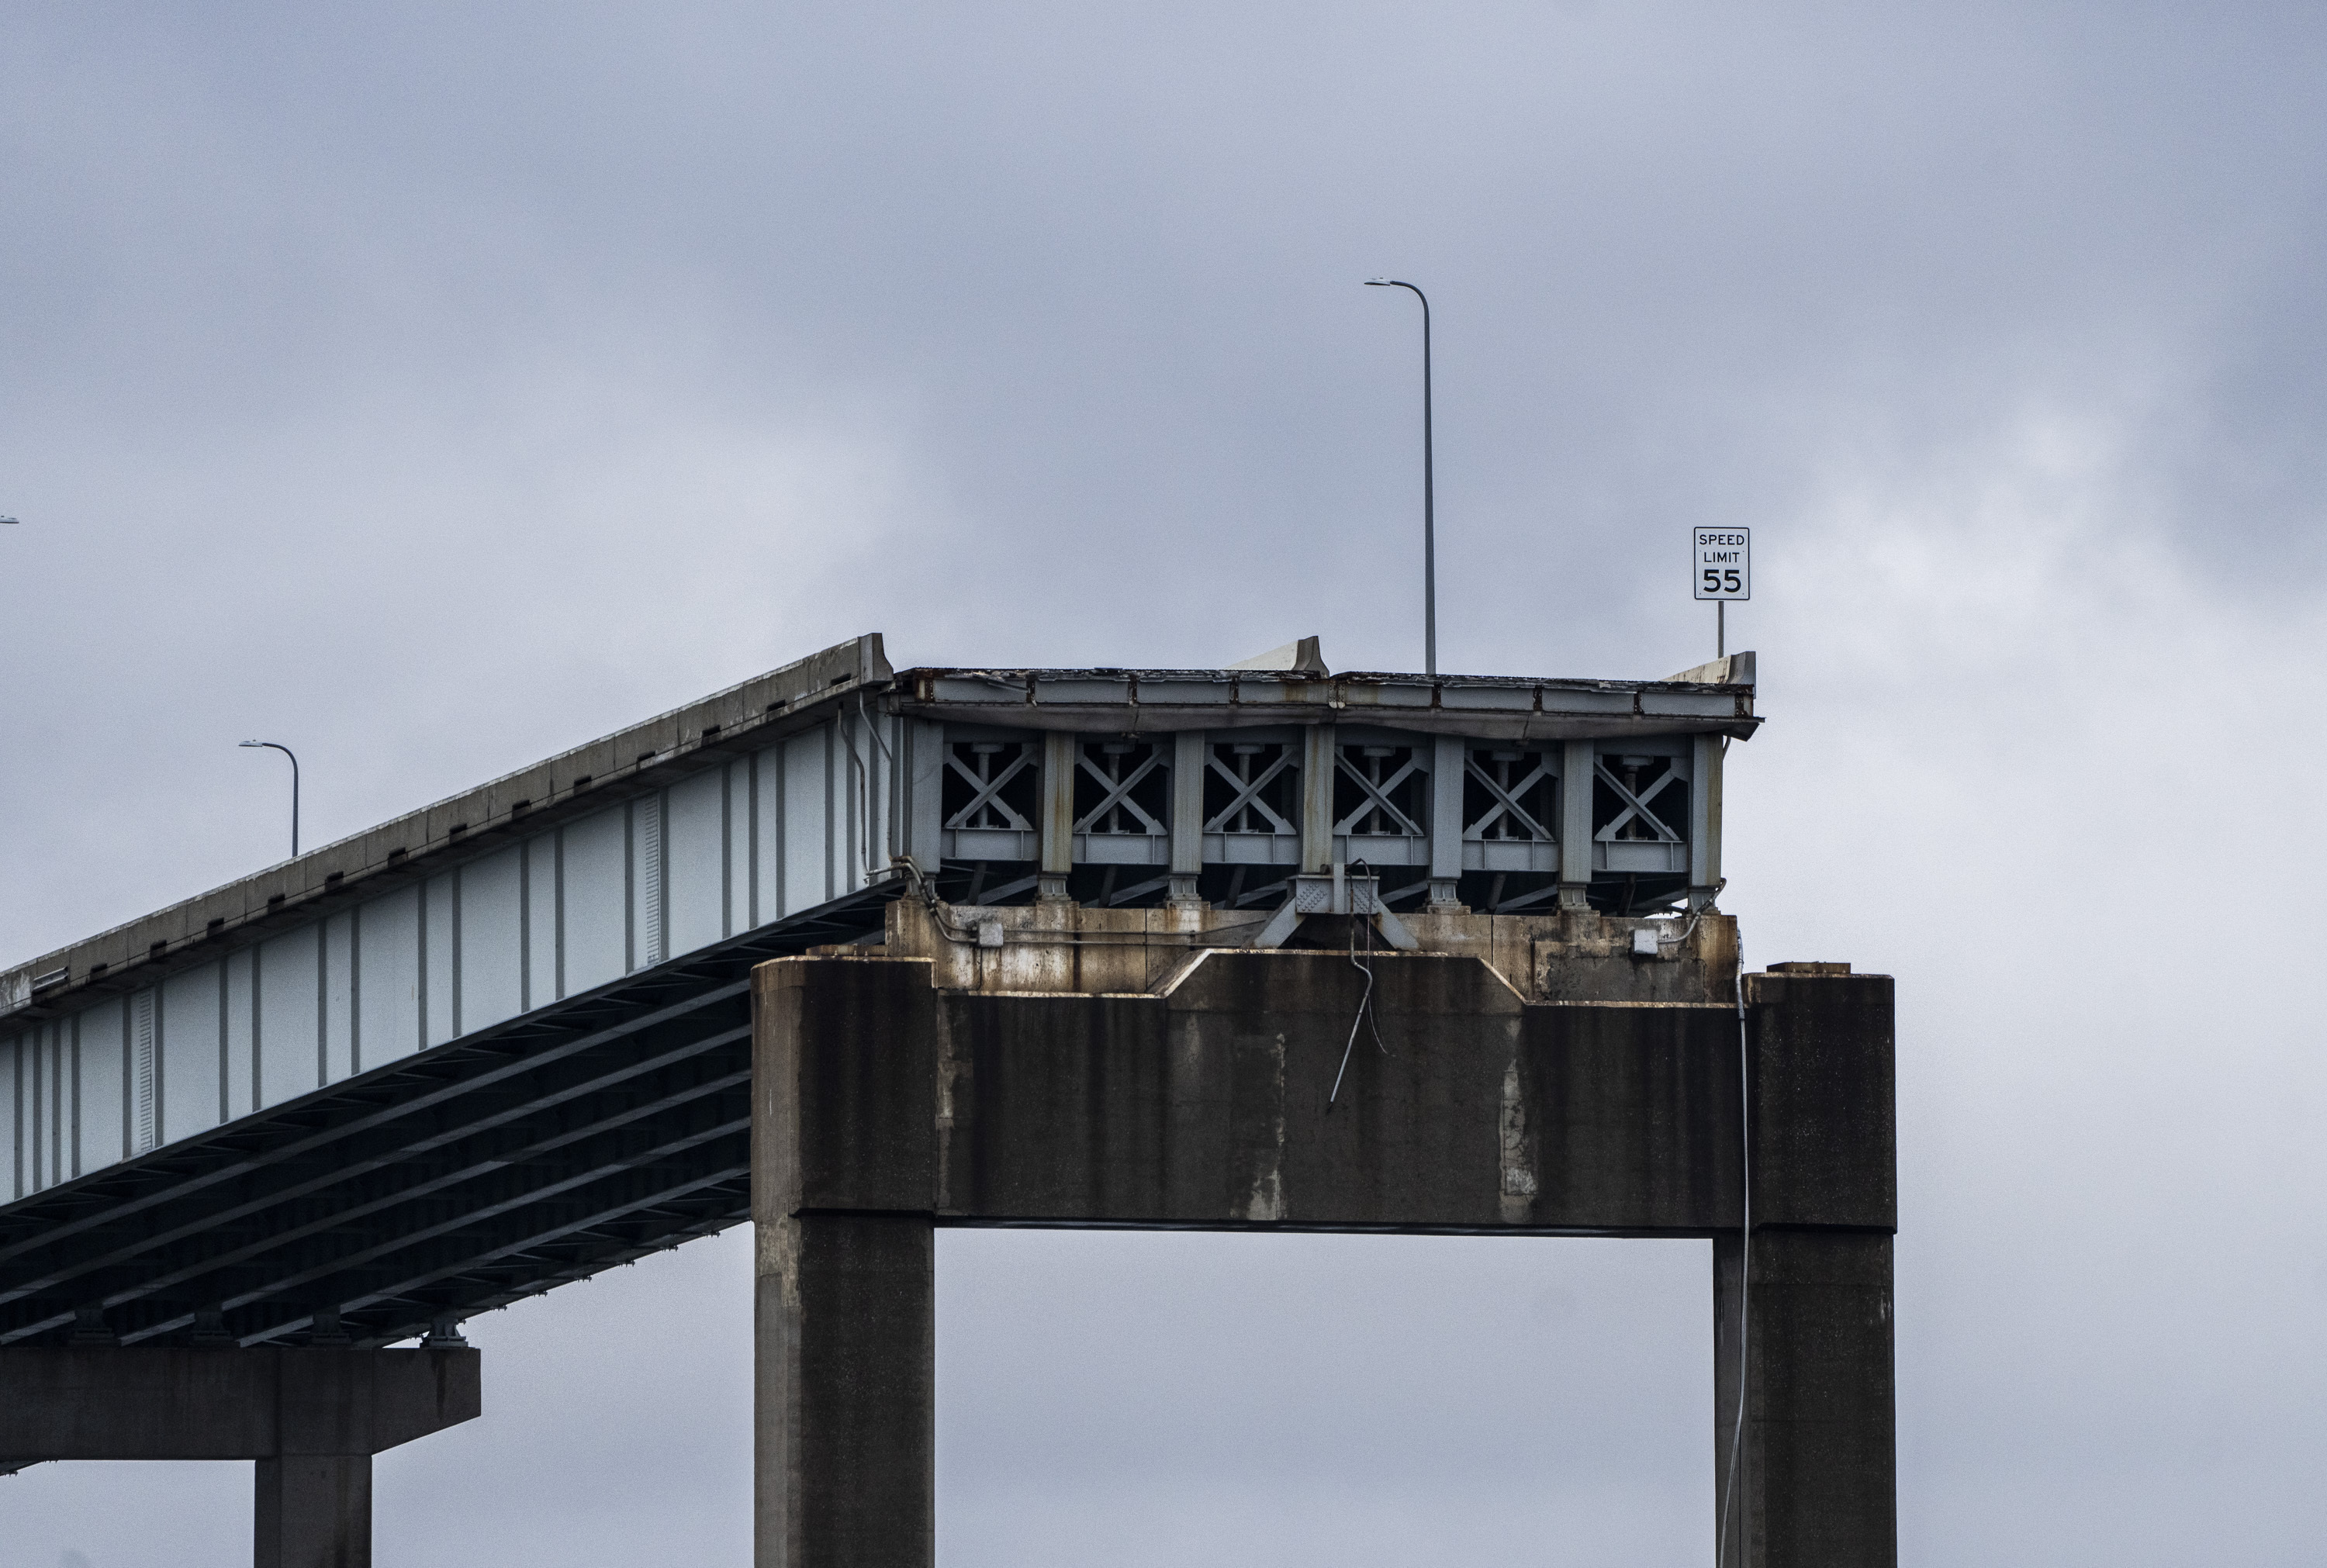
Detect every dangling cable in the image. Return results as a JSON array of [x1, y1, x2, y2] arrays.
[[1716, 943, 1751, 1566], [1327, 865, 1390, 1111], [1328, 897, 1374, 1111]]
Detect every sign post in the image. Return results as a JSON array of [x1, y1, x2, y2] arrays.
[[1693, 527, 1751, 657]]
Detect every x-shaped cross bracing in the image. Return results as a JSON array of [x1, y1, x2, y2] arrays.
[[943, 744, 1036, 832], [1594, 758, 1683, 844], [1335, 748, 1425, 838], [1464, 752, 1556, 842], [1074, 745, 1167, 837], [1205, 746, 1297, 835]]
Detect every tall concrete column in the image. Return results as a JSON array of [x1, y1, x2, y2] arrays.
[[1717, 965, 1898, 1567], [1714, 1230, 1895, 1568], [754, 957, 938, 1568], [756, 1215, 933, 1567], [255, 1453, 372, 1568]]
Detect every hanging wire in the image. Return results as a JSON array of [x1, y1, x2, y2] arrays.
[[1327, 863, 1391, 1111], [1649, 879, 1724, 952], [1716, 943, 1751, 1566]]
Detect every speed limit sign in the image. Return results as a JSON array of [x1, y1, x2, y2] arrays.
[[1693, 527, 1750, 600]]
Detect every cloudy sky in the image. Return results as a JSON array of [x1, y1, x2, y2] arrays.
[[5, 3, 2327, 1563]]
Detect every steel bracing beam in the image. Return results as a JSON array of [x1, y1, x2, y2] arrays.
[[124, 1127, 752, 1345], [112, 1116, 752, 1343], [0, 980, 748, 1281], [303, 1164, 752, 1346], [0, 1028, 750, 1321]]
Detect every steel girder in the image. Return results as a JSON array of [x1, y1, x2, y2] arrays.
[[0, 886, 901, 1349]]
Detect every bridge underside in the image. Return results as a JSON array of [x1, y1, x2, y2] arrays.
[[0, 886, 908, 1352]]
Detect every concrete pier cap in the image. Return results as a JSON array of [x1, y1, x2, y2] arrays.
[[0, 1344, 479, 1567]]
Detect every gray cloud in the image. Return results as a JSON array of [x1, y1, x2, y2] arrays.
[[5, 4, 2325, 1563]]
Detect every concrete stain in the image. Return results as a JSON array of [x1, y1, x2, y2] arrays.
[[1499, 1058, 1537, 1221], [1241, 1033, 1287, 1223]]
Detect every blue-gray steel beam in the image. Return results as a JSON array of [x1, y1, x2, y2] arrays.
[[14, 1059, 749, 1329], [1428, 733, 1464, 909], [1038, 731, 1074, 899], [1691, 731, 1725, 909], [1168, 730, 1205, 904], [1559, 738, 1596, 909], [1300, 724, 1336, 873]]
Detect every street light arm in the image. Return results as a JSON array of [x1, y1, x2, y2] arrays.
[[240, 741, 300, 858], [1365, 278, 1430, 313]]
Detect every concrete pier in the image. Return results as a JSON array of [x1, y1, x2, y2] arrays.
[[0, 1346, 480, 1567], [751, 900, 1894, 1567]]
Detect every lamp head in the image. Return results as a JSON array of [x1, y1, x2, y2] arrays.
[[240, 740, 264, 748]]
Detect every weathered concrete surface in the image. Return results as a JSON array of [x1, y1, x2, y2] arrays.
[[754, 1215, 932, 1568], [880, 897, 1741, 1005], [0, 1346, 479, 1460], [256, 1453, 372, 1568], [1744, 969, 1897, 1228], [753, 957, 939, 1566], [1717, 1230, 1896, 1568], [933, 955, 1750, 1229], [0, 1346, 477, 1568], [763, 951, 1762, 1232], [1715, 968, 1897, 1567], [752, 946, 1894, 1568]]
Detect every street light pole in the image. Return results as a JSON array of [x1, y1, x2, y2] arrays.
[[240, 741, 299, 858], [1366, 278, 1435, 676]]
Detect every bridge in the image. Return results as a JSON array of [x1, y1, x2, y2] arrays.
[[0, 634, 1895, 1567]]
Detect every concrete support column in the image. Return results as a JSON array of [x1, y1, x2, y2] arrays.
[[753, 956, 939, 1568], [1713, 1229, 1896, 1568], [256, 1453, 372, 1568], [1717, 966, 1898, 1567], [755, 1214, 935, 1568]]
